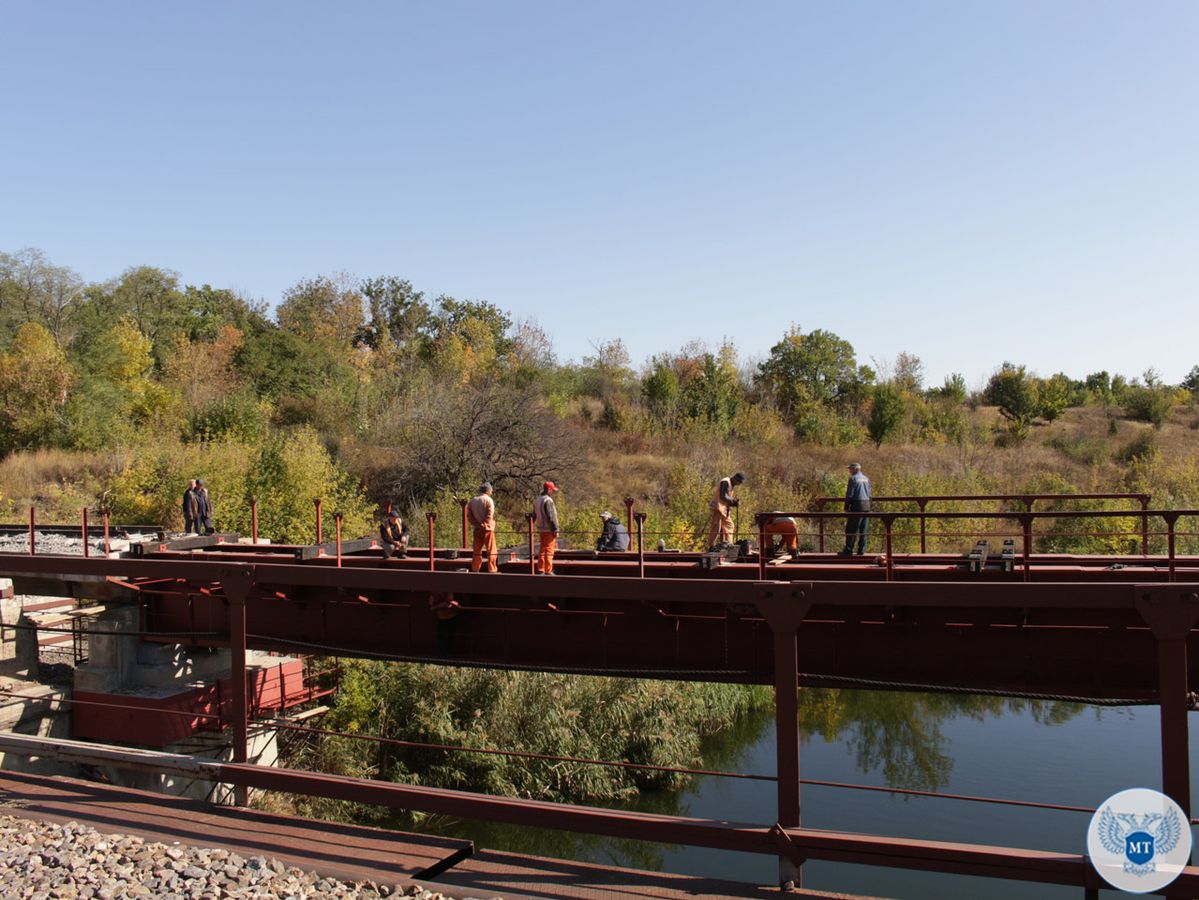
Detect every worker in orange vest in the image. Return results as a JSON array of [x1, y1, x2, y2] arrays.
[[534, 481, 560, 575], [467, 482, 498, 573], [707, 472, 745, 550], [762, 514, 800, 556]]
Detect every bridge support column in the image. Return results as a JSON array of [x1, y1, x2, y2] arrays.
[[221, 567, 256, 808], [1135, 588, 1199, 829], [758, 584, 812, 891]]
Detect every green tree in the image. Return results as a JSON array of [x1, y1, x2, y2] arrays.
[[867, 383, 907, 448], [1036, 373, 1075, 422], [680, 350, 741, 435], [0, 322, 73, 452], [0, 248, 84, 347], [984, 363, 1040, 437], [756, 326, 872, 416]]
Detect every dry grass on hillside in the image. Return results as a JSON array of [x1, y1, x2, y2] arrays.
[[0, 448, 129, 522]]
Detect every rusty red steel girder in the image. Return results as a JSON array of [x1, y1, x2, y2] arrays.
[[5, 518, 1199, 894]]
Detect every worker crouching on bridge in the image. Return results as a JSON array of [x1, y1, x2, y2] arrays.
[[840, 462, 871, 556], [534, 481, 560, 574], [468, 482, 498, 573], [763, 515, 800, 558], [380, 509, 410, 559], [596, 511, 630, 552], [707, 472, 745, 550]]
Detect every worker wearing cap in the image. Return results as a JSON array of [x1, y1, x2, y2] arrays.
[[596, 511, 630, 552], [467, 482, 498, 573], [707, 472, 745, 550], [841, 463, 872, 556], [380, 508, 410, 559], [534, 481, 560, 574], [762, 514, 800, 556]]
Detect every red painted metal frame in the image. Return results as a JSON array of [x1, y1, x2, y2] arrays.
[[5, 534, 1199, 894], [812, 492, 1152, 554]]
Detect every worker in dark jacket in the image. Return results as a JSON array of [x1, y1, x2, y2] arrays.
[[840, 463, 872, 556], [596, 511, 630, 552], [195, 479, 213, 535], [380, 509, 410, 559], [182, 480, 199, 534]]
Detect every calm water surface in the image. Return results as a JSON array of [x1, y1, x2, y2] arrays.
[[418, 691, 1195, 899]]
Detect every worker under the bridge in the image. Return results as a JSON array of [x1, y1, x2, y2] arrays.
[[467, 482, 498, 573], [707, 472, 745, 550], [534, 481, 560, 574]]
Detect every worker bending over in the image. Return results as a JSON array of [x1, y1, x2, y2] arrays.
[[380, 508, 410, 559], [467, 482, 498, 573], [534, 481, 561, 574], [762, 515, 800, 556], [707, 472, 745, 550], [596, 511, 630, 552]]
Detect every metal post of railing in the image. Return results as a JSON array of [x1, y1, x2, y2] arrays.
[[334, 513, 343, 568], [526, 513, 536, 574], [81, 507, 89, 558], [817, 503, 826, 553], [635, 513, 647, 578], [1020, 514, 1033, 582], [883, 516, 894, 581], [1165, 513, 1179, 582], [459, 498, 469, 549], [426, 512, 437, 572], [250, 498, 258, 544], [314, 498, 323, 546], [28, 506, 35, 556], [1141, 495, 1151, 557], [917, 499, 928, 554], [624, 497, 635, 545], [103, 510, 110, 558], [758, 515, 767, 580]]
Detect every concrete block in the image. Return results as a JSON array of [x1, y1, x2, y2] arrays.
[[1, 594, 37, 679]]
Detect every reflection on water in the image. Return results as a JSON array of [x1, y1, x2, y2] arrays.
[[412, 689, 1179, 899], [797, 690, 1086, 792]]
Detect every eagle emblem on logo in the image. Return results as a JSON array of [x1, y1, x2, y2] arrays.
[[1097, 805, 1184, 876]]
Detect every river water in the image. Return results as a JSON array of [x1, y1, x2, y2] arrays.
[[423, 689, 1194, 899]]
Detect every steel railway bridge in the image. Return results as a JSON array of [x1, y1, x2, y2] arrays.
[[4, 491, 1199, 897]]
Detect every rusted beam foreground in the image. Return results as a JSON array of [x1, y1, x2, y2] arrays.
[[0, 733, 1176, 893]]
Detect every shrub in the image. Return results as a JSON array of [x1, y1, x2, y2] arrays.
[[1125, 387, 1175, 428], [294, 662, 771, 826], [1115, 430, 1157, 465]]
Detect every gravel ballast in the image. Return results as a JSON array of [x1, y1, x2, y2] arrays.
[[0, 815, 494, 899]]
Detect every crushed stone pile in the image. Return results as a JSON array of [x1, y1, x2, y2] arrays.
[[0, 532, 159, 555], [0, 815, 496, 899]]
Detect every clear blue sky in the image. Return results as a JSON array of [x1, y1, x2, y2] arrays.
[[3, 2, 1196, 386]]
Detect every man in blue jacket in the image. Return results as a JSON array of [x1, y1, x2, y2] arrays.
[[840, 463, 872, 556]]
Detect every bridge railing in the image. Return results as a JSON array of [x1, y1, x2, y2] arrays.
[[756, 507, 1199, 581], [809, 492, 1152, 554]]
